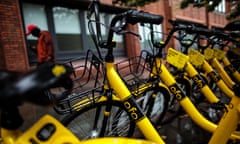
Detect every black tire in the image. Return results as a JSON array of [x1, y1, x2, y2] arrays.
[[138, 85, 170, 126], [61, 100, 135, 140]]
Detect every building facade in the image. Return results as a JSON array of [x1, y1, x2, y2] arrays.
[[0, 0, 233, 71]]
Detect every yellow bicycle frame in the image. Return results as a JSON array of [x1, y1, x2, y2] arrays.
[[202, 60, 235, 98], [209, 95, 240, 144], [2, 114, 156, 144], [222, 56, 240, 83], [211, 57, 236, 89], [1, 115, 80, 144], [106, 62, 165, 144], [158, 49, 240, 140], [188, 48, 235, 98], [184, 62, 220, 103]]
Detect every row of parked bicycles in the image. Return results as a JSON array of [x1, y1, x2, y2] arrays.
[[2, 0, 240, 143]]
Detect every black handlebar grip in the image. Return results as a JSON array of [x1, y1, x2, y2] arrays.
[[192, 26, 213, 36], [126, 9, 163, 25]]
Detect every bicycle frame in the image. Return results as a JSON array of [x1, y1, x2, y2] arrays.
[[201, 59, 234, 98], [8, 115, 80, 144], [1, 114, 157, 144], [209, 95, 240, 143], [188, 48, 235, 98], [74, 3, 166, 143], [105, 61, 165, 143], [222, 56, 240, 83], [0, 54, 160, 144], [165, 48, 240, 141], [140, 21, 240, 140], [206, 49, 236, 89]]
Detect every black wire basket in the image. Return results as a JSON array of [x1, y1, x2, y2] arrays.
[[54, 50, 105, 114], [115, 50, 153, 91]]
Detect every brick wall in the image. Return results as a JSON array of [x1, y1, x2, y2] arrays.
[[0, 0, 231, 72], [0, 0, 29, 71], [125, 24, 141, 57]]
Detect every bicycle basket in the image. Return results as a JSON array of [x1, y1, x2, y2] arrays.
[[115, 50, 152, 91], [54, 50, 104, 114]]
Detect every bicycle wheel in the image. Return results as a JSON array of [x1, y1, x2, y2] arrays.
[[61, 100, 135, 140], [138, 85, 170, 126]]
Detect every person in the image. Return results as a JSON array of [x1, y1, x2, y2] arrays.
[[26, 24, 55, 66]]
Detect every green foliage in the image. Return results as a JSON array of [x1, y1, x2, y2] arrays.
[[227, 4, 240, 20], [113, 0, 159, 7], [180, 0, 195, 9]]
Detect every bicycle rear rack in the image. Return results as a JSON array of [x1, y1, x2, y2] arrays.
[[54, 50, 104, 114]]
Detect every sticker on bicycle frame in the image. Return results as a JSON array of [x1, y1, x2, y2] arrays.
[[167, 48, 188, 69], [207, 71, 220, 82], [213, 48, 226, 60], [123, 96, 145, 122], [169, 84, 186, 101], [188, 49, 205, 67], [192, 74, 206, 89], [204, 48, 214, 60]]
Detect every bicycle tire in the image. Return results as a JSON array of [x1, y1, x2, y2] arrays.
[[138, 85, 170, 126], [61, 100, 135, 140]]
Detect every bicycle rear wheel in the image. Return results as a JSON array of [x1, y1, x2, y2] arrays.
[[61, 100, 135, 140]]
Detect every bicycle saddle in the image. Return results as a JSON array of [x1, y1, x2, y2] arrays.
[[0, 62, 73, 106]]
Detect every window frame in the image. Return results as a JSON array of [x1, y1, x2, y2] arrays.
[[20, 0, 127, 64]]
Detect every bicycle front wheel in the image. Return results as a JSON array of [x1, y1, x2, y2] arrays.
[[138, 85, 170, 126], [61, 100, 135, 140]]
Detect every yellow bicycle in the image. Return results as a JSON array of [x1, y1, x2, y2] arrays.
[[0, 62, 156, 144]]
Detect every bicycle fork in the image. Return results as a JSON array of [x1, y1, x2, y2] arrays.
[[99, 89, 113, 137]]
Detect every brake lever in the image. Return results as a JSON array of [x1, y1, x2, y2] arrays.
[[123, 30, 141, 40], [114, 29, 142, 40]]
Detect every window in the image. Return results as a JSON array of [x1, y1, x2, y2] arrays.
[[85, 11, 107, 50], [193, 0, 226, 13], [138, 23, 163, 52], [22, 3, 48, 41], [22, 3, 48, 63], [214, 0, 226, 13], [177, 30, 198, 54], [108, 14, 124, 50], [22, 2, 125, 64], [85, 12, 124, 50], [53, 7, 82, 51]]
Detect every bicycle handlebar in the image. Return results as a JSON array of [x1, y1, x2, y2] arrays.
[[125, 10, 163, 25], [106, 9, 163, 49], [168, 20, 240, 48], [0, 62, 73, 106]]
